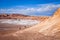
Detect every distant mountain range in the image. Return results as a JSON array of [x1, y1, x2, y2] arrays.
[[0, 14, 29, 19], [0, 14, 49, 21]]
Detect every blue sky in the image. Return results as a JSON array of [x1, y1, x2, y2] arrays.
[[0, 0, 60, 16]]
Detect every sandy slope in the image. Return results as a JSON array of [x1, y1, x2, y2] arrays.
[[20, 8, 60, 36]]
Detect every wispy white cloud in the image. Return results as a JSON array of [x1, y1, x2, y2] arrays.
[[0, 4, 60, 16]]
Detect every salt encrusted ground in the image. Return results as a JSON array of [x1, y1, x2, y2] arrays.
[[0, 19, 40, 26]]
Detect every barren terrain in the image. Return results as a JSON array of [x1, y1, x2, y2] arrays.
[[0, 8, 60, 40]]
